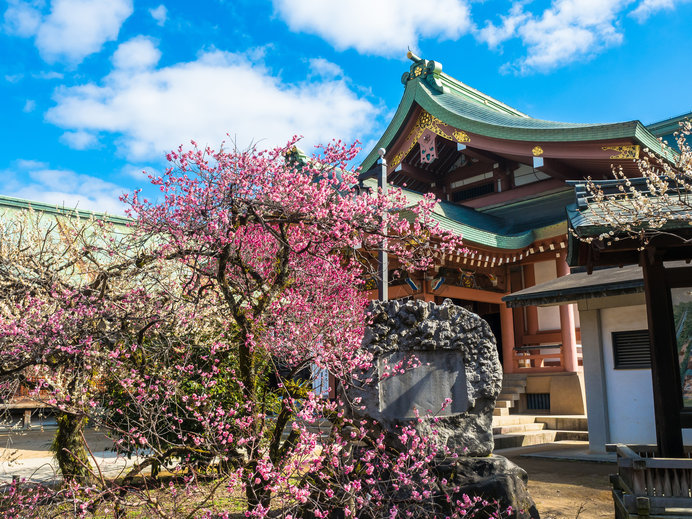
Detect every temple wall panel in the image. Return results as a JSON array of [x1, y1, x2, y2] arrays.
[[601, 305, 656, 444]]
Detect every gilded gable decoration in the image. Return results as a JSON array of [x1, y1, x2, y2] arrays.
[[532, 146, 544, 156], [390, 110, 472, 170], [602, 145, 640, 160]]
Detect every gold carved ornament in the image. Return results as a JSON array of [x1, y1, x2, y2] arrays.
[[532, 146, 544, 156], [389, 111, 471, 170], [601, 145, 640, 160]]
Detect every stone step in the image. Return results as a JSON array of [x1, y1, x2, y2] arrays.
[[493, 407, 509, 416], [499, 385, 526, 394], [493, 430, 558, 450], [555, 430, 589, 441], [492, 414, 539, 426], [534, 415, 588, 431], [493, 423, 546, 435], [498, 392, 520, 401], [495, 400, 514, 408]]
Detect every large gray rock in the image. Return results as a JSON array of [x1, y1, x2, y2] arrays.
[[348, 298, 502, 457], [434, 455, 540, 518]]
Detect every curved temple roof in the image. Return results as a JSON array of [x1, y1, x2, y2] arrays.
[[362, 54, 671, 172]]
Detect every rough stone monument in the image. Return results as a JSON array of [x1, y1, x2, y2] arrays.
[[348, 298, 539, 518]]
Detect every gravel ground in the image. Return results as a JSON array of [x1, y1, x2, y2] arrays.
[[2, 430, 616, 517]]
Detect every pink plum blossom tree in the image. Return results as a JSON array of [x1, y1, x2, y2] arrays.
[[0, 138, 514, 518]]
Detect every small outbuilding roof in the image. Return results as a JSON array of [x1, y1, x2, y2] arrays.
[[501, 264, 645, 308]]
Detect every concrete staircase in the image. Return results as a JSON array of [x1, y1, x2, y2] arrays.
[[493, 373, 528, 417], [492, 374, 589, 450]]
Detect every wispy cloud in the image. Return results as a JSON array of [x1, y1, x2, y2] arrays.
[[630, 0, 691, 20], [1, 159, 128, 215], [59, 130, 98, 150], [3, 0, 133, 65], [149, 4, 167, 26], [477, 0, 632, 73]]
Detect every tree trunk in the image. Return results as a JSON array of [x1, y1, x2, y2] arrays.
[[245, 466, 272, 512], [52, 412, 93, 484]]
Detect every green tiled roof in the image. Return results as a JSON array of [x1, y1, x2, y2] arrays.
[[646, 112, 691, 153], [647, 112, 692, 137], [0, 194, 131, 227], [362, 56, 672, 171], [363, 178, 566, 249]]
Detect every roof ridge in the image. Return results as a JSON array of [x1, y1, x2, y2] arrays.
[[402, 53, 529, 118], [0, 194, 131, 225]]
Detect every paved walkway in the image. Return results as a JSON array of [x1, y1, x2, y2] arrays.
[[0, 451, 139, 483], [495, 439, 617, 463], [0, 428, 136, 483]]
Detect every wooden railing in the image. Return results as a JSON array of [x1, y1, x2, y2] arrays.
[[607, 443, 692, 517], [513, 344, 564, 372], [512, 344, 583, 373]]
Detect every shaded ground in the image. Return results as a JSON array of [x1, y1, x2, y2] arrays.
[[2, 430, 615, 517], [506, 454, 614, 519]]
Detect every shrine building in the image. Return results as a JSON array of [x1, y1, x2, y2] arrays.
[[360, 52, 683, 416]]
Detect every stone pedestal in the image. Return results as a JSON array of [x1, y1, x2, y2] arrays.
[[435, 455, 540, 519]]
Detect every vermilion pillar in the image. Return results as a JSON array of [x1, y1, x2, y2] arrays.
[[522, 264, 539, 336], [556, 254, 579, 372], [500, 302, 515, 373]]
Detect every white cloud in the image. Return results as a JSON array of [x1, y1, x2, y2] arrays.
[[33, 70, 64, 80], [3, 0, 41, 37], [149, 4, 167, 26], [4, 73, 24, 83], [477, 4, 528, 49], [272, 0, 472, 56], [309, 58, 343, 79], [3, 0, 133, 65], [59, 130, 98, 149], [630, 0, 690, 20], [15, 159, 48, 170], [112, 37, 161, 70], [1, 160, 128, 215], [23, 99, 36, 112], [121, 164, 159, 181], [478, 0, 631, 72], [46, 49, 380, 161]]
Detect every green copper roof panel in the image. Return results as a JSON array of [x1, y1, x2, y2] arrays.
[[365, 178, 565, 249], [480, 188, 574, 229]]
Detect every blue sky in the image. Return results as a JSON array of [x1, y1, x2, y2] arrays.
[[1, 0, 691, 215]]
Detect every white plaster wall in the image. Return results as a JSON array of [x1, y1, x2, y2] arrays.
[[573, 304, 580, 328], [601, 306, 692, 444], [513, 164, 551, 187], [601, 305, 656, 444], [534, 260, 561, 331]]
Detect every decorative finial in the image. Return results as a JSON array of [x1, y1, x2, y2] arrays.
[[378, 148, 386, 158], [407, 50, 421, 63]]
